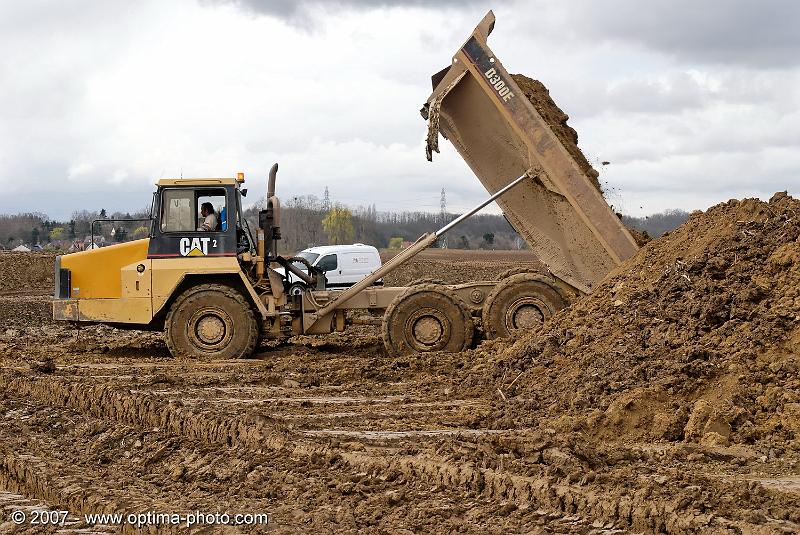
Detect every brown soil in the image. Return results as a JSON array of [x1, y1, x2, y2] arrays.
[[0, 252, 54, 295], [486, 192, 800, 448], [511, 74, 602, 194], [0, 216, 798, 533], [381, 249, 545, 286]]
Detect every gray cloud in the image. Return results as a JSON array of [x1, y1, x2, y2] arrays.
[[0, 1, 796, 222], [203, 0, 488, 22], [573, 0, 800, 68]]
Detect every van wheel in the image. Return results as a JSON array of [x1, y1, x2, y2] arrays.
[[288, 282, 307, 296], [382, 284, 474, 356], [165, 284, 258, 359]]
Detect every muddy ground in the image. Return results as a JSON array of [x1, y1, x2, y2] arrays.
[[0, 209, 798, 534]]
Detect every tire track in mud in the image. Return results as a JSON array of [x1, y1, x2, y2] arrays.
[[0, 371, 779, 534], [0, 488, 116, 534], [0, 453, 122, 535], [0, 397, 255, 534], [0, 383, 602, 534]]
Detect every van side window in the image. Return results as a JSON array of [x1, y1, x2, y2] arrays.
[[316, 254, 338, 272]]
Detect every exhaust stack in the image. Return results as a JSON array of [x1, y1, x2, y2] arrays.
[[257, 163, 282, 280]]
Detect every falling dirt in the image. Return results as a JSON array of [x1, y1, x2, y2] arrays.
[[511, 74, 602, 194], [1, 221, 798, 533], [509, 74, 651, 249]]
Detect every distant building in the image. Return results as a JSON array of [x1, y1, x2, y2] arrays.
[[82, 235, 106, 249], [45, 240, 71, 251]]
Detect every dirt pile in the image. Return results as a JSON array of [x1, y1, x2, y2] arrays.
[[0, 252, 55, 295], [489, 192, 800, 449], [511, 74, 601, 193], [0, 253, 56, 328]]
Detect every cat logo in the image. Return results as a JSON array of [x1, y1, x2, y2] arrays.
[[179, 237, 212, 257]]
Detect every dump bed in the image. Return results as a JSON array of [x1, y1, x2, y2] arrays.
[[423, 11, 639, 294]]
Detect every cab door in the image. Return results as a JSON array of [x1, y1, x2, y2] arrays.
[[148, 185, 237, 259]]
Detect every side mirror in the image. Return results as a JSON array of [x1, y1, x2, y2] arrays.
[[241, 188, 248, 197]]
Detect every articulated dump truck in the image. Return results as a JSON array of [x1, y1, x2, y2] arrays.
[[52, 11, 638, 359]]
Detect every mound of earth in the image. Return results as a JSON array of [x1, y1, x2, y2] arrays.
[[487, 192, 800, 449], [0, 252, 55, 294], [381, 251, 545, 287]]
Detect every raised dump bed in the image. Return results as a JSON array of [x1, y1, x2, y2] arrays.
[[423, 11, 639, 294]]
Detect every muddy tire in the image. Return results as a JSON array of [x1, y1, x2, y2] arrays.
[[482, 273, 568, 339], [165, 284, 259, 359], [382, 284, 474, 356]]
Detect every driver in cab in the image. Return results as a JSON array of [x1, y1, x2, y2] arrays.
[[198, 202, 218, 231]]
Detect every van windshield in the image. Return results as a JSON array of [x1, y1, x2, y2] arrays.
[[293, 251, 319, 268]]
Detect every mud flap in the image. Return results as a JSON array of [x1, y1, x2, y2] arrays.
[[53, 299, 79, 321]]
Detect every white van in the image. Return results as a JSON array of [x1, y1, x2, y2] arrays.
[[278, 244, 383, 294]]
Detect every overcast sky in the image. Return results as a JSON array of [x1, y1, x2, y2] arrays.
[[1, 0, 798, 219]]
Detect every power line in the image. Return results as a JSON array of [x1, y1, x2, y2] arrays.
[[322, 186, 331, 211]]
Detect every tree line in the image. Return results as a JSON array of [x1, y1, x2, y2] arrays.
[[0, 207, 151, 250], [622, 209, 690, 239], [242, 195, 525, 253], [0, 199, 690, 252]]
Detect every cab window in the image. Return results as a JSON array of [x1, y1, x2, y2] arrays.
[[316, 254, 338, 272], [160, 188, 226, 233], [161, 190, 193, 232], [196, 191, 226, 232]]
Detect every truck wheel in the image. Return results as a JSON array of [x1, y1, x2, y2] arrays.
[[165, 284, 259, 359], [482, 273, 568, 339], [382, 284, 474, 356]]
